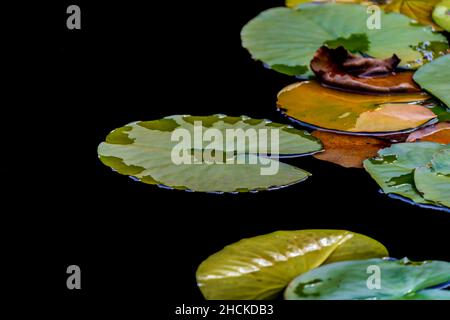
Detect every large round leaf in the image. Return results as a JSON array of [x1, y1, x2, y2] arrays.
[[277, 80, 436, 135], [241, 3, 448, 76], [414, 54, 450, 108], [97, 115, 323, 193], [196, 230, 388, 300], [285, 258, 450, 300], [363, 142, 449, 209]]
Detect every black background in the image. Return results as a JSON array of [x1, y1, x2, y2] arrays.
[[34, 0, 450, 314]]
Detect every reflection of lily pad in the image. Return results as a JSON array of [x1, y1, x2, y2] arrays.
[[241, 3, 448, 76], [363, 142, 449, 209], [311, 131, 390, 168], [196, 230, 388, 300], [277, 81, 436, 135], [414, 54, 450, 108], [285, 258, 450, 300], [98, 115, 323, 193]]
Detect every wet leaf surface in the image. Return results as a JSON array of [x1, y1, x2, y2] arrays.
[[241, 3, 448, 76], [311, 131, 390, 168], [285, 258, 450, 300], [277, 80, 435, 134], [97, 115, 323, 193], [196, 230, 388, 300]]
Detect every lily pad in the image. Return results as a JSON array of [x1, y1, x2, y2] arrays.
[[196, 230, 388, 300], [385, 0, 443, 30], [406, 122, 450, 143], [241, 3, 448, 76], [414, 147, 450, 207], [363, 142, 449, 209], [285, 258, 450, 300], [277, 80, 436, 135], [97, 115, 323, 193], [311, 131, 390, 168], [414, 54, 450, 108]]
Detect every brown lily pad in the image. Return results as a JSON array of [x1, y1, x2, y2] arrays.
[[406, 122, 450, 143], [310, 46, 421, 94], [311, 131, 390, 168], [277, 80, 436, 135]]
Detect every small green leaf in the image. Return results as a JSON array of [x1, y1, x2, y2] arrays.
[[364, 142, 449, 208]]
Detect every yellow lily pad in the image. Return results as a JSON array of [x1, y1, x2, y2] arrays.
[[196, 230, 388, 300], [277, 80, 436, 134]]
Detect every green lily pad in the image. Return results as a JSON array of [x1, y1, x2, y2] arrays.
[[97, 115, 323, 193], [285, 258, 450, 300], [414, 54, 450, 108], [363, 142, 449, 209], [196, 230, 388, 300], [241, 3, 448, 76], [414, 147, 450, 207]]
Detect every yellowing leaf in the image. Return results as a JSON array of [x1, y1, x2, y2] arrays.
[[352, 103, 436, 132], [196, 230, 388, 300], [277, 80, 435, 134], [385, 0, 443, 30]]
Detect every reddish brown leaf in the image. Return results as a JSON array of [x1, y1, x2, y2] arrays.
[[310, 46, 421, 94], [406, 122, 450, 144], [311, 131, 390, 168]]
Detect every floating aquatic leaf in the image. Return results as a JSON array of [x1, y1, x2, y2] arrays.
[[277, 80, 436, 134], [241, 4, 448, 76], [311, 131, 390, 168], [415, 165, 450, 207], [285, 258, 450, 300], [433, 0, 450, 32], [196, 230, 388, 300], [311, 46, 420, 94], [414, 54, 450, 108], [363, 142, 449, 208], [414, 147, 450, 207], [385, 0, 442, 30], [407, 122, 450, 143], [98, 115, 323, 193]]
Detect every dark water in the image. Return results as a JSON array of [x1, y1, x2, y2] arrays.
[[37, 0, 450, 307]]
